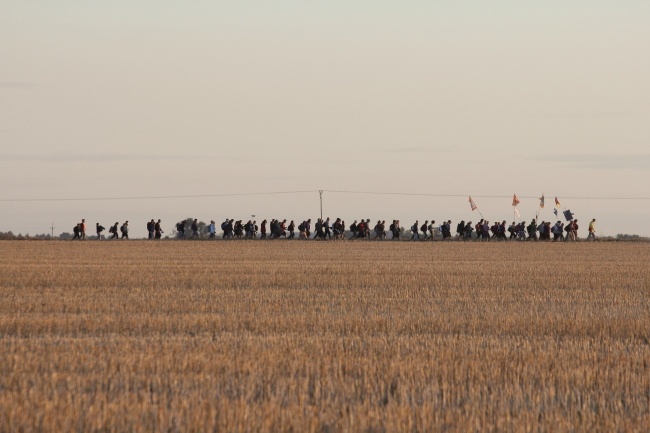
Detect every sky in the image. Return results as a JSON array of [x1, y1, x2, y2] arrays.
[[1, 1, 649, 238]]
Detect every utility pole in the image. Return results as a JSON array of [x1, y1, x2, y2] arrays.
[[319, 190, 323, 220], [50, 223, 55, 238]]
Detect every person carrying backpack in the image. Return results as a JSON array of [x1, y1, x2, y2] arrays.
[[147, 219, 155, 239], [507, 222, 516, 240], [176, 221, 186, 239], [109, 222, 119, 239], [72, 223, 81, 240], [349, 220, 358, 239], [442, 220, 452, 240], [96, 223, 105, 240], [324, 217, 332, 239], [456, 221, 465, 240], [154, 219, 163, 239], [411, 221, 420, 240], [120, 221, 129, 239], [420, 220, 429, 239]]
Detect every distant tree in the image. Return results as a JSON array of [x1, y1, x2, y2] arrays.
[[616, 234, 648, 241], [170, 218, 209, 238], [0, 231, 16, 240], [32, 233, 53, 240], [59, 232, 73, 240]]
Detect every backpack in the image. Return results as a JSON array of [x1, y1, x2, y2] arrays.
[[421, 224, 427, 232], [73, 226, 79, 234], [120, 225, 127, 234], [98, 225, 105, 232]]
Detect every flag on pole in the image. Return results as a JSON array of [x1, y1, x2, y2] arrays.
[[539, 194, 545, 209], [512, 194, 520, 207], [555, 197, 561, 208], [469, 196, 477, 211], [553, 208, 558, 217], [514, 208, 520, 218]]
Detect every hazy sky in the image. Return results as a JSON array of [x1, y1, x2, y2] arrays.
[[2, 1, 649, 237]]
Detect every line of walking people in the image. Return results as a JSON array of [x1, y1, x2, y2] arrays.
[[72, 216, 597, 241]]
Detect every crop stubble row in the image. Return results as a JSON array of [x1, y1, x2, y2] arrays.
[[0, 241, 648, 432]]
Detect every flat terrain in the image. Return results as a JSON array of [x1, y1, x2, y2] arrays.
[[0, 240, 649, 432]]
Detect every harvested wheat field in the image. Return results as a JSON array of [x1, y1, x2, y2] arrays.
[[0, 240, 649, 432]]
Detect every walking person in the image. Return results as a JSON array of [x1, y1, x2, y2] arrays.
[[80, 219, 87, 240], [72, 223, 81, 240], [420, 220, 429, 240], [147, 219, 155, 239], [208, 220, 216, 239], [96, 222, 105, 240], [324, 217, 332, 239], [571, 220, 578, 241], [260, 220, 267, 239], [552, 221, 563, 241], [411, 221, 420, 241], [120, 221, 129, 239], [109, 222, 119, 239], [349, 220, 358, 239], [176, 221, 186, 239], [191, 219, 199, 238], [587, 219, 597, 241], [288, 220, 295, 239], [315, 218, 324, 240], [304, 219, 312, 238], [154, 219, 163, 239], [527, 219, 538, 241], [443, 220, 452, 240]]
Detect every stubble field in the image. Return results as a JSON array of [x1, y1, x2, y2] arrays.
[[0, 240, 649, 432]]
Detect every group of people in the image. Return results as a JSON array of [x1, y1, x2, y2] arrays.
[[73, 216, 598, 242], [71, 220, 129, 240], [452, 219, 593, 242]]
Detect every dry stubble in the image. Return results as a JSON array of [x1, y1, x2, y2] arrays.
[[0, 240, 649, 432]]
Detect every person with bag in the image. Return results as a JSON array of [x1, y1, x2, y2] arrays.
[[154, 219, 163, 239], [96, 223, 105, 240], [411, 221, 420, 240], [109, 222, 119, 239], [120, 221, 129, 239]]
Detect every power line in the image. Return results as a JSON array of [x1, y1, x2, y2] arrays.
[[0, 189, 648, 203], [0, 190, 319, 203], [323, 190, 650, 201]]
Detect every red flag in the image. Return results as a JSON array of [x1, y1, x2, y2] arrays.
[[512, 194, 520, 207], [539, 194, 545, 209], [469, 196, 477, 211]]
